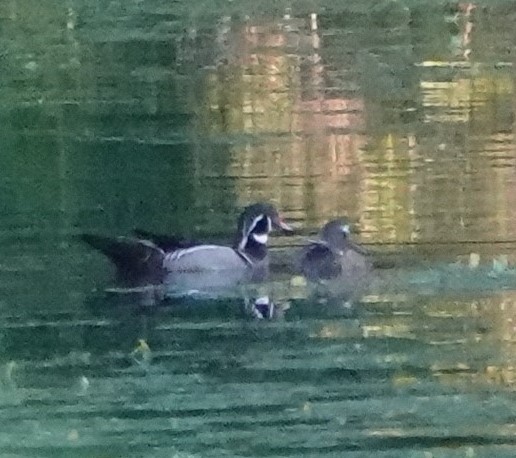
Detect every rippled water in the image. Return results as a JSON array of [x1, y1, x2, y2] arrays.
[[2, 1, 516, 456]]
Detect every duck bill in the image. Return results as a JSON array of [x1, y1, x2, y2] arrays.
[[273, 217, 293, 233]]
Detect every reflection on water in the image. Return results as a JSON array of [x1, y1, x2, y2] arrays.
[[3, 289, 516, 456], [2, 0, 516, 456]]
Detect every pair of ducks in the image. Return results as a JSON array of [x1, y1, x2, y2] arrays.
[[81, 203, 371, 307]]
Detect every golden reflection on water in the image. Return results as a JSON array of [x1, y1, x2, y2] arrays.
[[303, 287, 516, 391], [3, 4, 516, 456], [201, 13, 516, 250], [3, 2, 516, 250], [421, 75, 513, 125]]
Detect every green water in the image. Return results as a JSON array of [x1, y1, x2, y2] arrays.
[[2, 1, 516, 456]]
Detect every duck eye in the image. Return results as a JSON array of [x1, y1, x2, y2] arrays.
[[253, 215, 269, 234]]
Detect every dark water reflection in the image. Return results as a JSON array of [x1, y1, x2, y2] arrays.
[[2, 1, 516, 456]]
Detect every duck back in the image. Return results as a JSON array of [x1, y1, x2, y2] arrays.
[[301, 243, 342, 281]]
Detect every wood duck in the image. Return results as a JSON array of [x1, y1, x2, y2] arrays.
[[300, 219, 371, 298], [81, 203, 293, 297]]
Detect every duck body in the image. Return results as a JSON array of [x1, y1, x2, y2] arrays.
[[302, 240, 370, 282], [81, 203, 292, 299], [301, 219, 371, 299], [161, 244, 267, 296]]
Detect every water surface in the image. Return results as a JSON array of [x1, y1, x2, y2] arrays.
[[1, 1, 516, 456]]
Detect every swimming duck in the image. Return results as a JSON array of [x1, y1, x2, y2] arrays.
[[300, 219, 371, 298], [81, 203, 293, 297]]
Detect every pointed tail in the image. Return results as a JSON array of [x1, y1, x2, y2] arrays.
[[79, 234, 165, 285]]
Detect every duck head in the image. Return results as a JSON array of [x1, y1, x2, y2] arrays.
[[235, 203, 293, 256], [319, 219, 352, 255]]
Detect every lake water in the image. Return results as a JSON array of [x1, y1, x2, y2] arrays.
[[2, 1, 516, 456]]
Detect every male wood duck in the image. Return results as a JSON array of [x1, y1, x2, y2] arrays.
[[81, 203, 293, 297], [300, 219, 371, 299]]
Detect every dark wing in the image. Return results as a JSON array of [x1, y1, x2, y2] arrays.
[[301, 243, 342, 281], [80, 234, 165, 285], [132, 229, 199, 252]]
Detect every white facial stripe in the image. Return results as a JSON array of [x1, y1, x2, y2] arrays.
[[247, 215, 266, 236], [342, 224, 350, 235], [252, 233, 268, 245], [239, 214, 271, 250], [240, 215, 261, 250]]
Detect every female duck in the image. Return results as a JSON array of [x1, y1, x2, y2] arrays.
[[300, 219, 371, 299]]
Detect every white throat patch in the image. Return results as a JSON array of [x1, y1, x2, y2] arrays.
[[252, 233, 268, 245], [239, 214, 271, 250]]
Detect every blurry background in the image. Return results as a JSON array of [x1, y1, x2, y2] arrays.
[[1, 1, 516, 456]]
